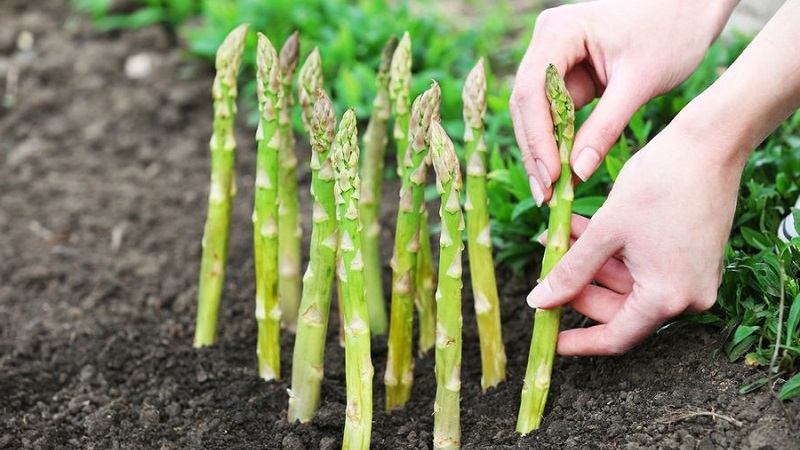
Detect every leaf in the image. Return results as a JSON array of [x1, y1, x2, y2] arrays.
[[605, 155, 624, 182], [778, 372, 800, 400], [740, 227, 771, 251], [511, 198, 536, 221], [739, 377, 769, 394], [786, 293, 800, 345], [731, 324, 760, 346], [572, 196, 606, 217], [725, 334, 758, 362]]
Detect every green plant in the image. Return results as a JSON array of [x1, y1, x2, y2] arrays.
[[463, 59, 506, 392], [689, 109, 800, 400], [193, 24, 247, 348], [517, 65, 574, 434], [430, 121, 464, 450], [71, 0, 199, 30], [288, 89, 338, 423], [333, 109, 374, 450], [277, 33, 302, 331], [251, 32, 283, 381], [359, 36, 398, 336], [385, 83, 440, 412]]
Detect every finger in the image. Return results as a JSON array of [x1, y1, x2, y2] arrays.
[[556, 289, 665, 356], [537, 233, 632, 294], [571, 79, 646, 181], [526, 220, 621, 309], [568, 284, 625, 323], [511, 14, 587, 203]]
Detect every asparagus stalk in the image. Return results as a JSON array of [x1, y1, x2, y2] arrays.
[[416, 208, 436, 356], [389, 32, 411, 177], [360, 35, 398, 336], [194, 24, 247, 348], [517, 64, 575, 434], [334, 109, 374, 450], [288, 88, 337, 422], [385, 82, 441, 411], [463, 58, 506, 391], [252, 33, 283, 381], [278, 31, 302, 332], [430, 122, 464, 450]]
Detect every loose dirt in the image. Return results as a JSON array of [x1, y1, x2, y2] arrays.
[[1, 1, 797, 449]]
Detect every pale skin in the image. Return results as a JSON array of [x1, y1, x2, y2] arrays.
[[512, 0, 800, 356]]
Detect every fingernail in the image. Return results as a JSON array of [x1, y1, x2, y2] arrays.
[[574, 147, 601, 182], [529, 175, 544, 207], [535, 159, 552, 189], [526, 278, 553, 308]]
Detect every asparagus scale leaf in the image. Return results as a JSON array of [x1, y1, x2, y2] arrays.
[[517, 64, 575, 434], [194, 24, 248, 348]]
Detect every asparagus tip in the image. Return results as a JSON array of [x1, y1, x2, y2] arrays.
[[463, 58, 487, 129], [280, 31, 301, 79], [430, 121, 460, 192], [255, 34, 280, 107], [311, 89, 336, 151], [298, 47, 324, 133], [378, 35, 400, 76]]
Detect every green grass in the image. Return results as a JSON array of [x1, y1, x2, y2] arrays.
[[71, 1, 800, 399]]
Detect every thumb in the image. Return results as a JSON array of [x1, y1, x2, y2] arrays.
[[571, 80, 645, 181], [526, 222, 620, 309]]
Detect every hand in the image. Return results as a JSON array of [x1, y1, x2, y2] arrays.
[[510, 0, 737, 204], [526, 122, 745, 356]]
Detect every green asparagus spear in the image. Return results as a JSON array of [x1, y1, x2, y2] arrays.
[[334, 109, 374, 450], [463, 58, 506, 391], [416, 209, 437, 357], [194, 24, 248, 348], [389, 32, 411, 177], [252, 33, 282, 381], [430, 122, 464, 450], [297, 47, 322, 135], [278, 31, 302, 332], [517, 64, 575, 434], [360, 35, 398, 336], [385, 82, 441, 411], [287, 89, 337, 422]]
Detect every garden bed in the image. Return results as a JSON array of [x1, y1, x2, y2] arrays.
[[0, 1, 797, 448]]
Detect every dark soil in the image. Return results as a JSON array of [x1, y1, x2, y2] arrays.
[[1, 1, 798, 449]]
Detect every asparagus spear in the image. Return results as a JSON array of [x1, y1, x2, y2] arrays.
[[288, 89, 337, 422], [194, 24, 248, 348], [389, 32, 411, 177], [252, 33, 283, 381], [297, 47, 323, 134], [430, 122, 464, 450], [463, 58, 506, 391], [385, 82, 441, 411], [360, 35, 398, 336], [278, 31, 302, 332], [334, 109, 374, 450], [517, 64, 575, 434], [416, 207, 437, 357]]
